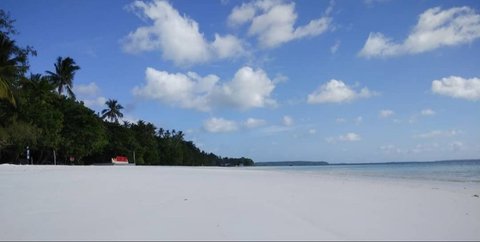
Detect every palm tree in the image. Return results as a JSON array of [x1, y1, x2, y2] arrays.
[[101, 99, 124, 123], [46, 56, 80, 99], [0, 34, 19, 106], [21, 73, 55, 96]]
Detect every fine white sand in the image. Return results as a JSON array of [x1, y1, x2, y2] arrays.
[[0, 165, 479, 240]]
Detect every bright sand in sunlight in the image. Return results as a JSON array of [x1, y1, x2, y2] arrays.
[[1, 165, 479, 240]]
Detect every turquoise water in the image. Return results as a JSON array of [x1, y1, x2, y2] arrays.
[[252, 160, 480, 183]]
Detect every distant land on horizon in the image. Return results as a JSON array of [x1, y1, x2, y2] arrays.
[[255, 159, 480, 167], [255, 161, 329, 166]]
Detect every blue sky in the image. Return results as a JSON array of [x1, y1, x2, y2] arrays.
[[3, 0, 480, 163]]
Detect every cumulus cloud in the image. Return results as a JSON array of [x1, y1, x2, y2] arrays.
[[359, 6, 480, 58], [307, 79, 376, 104], [211, 34, 245, 59], [282, 115, 294, 126], [243, 118, 267, 128], [379, 109, 395, 118], [204, 117, 268, 133], [122, 0, 245, 66], [212, 66, 277, 110], [432, 76, 480, 101], [326, 132, 361, 143], [75, 82, 100, 96], [203, 117, 238, 133], [74, 82, 108, 109], [413, 129, 461, 139], [82, 96, 108, 108], [228, 1, 258, 26], [132, 67, 215, 111], [132, 66, 276, 111], [228, 0, 331, 48]]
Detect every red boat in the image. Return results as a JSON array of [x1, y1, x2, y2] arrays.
[[111, 156, 129, 165]]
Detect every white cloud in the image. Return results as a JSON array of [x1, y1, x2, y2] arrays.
[[122, 0, 245, 66], [432, 76, 480, 101], [74, 82, 107, 109], [379, 144, 402, 154], [359, 6, 480, 58], [330, 40, 340, 54], [203, 117, 268, 133], [339, 133, 361, 142], [132, 67, 215, 111], [75, 82, 100, 96], [273, 73, 288, 84], [307, 79, 376, 104], [379, 109, 394, 118], [228, 2, 257, 26], [282, 115, 294, 126], [243, 118, 267, 128], [121, 114, 140, 125], [326, 132, 361, 143], [203, 118, 238, 133], [211, 34, 245, 59], [449, 141, 464, 151], [228, 0, 331, 48], [420, 108, 436, 116], [132, 66, 276, 111], [82, 96, 108, 108], [414, 129, 461, 139], [212, 66, 277, 110], [308, 129, 317, 135]]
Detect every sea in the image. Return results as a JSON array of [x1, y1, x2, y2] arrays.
[[250, 160, 480, 184]]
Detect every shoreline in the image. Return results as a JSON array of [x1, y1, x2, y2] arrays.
[[1, 165, 479, 240]]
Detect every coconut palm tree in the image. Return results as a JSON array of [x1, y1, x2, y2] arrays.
[[21, 73, 55, 96], [0, 34, 19, 106], [46, 56, 80, 99], [101, 99, 124, 123]]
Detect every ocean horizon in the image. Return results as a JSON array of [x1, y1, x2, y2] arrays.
[[249, 159, 480, 183]]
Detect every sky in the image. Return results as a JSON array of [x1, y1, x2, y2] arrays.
[[2, 0, 480, 163]]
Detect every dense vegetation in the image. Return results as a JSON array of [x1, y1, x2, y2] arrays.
[[0, 10, 254, 167]]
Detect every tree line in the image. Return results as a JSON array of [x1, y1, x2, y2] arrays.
[[0, 10, 254, 167]]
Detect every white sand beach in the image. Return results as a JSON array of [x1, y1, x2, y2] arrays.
[[1, 165, 479, 240]]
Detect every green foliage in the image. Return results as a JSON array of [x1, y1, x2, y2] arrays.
[[0, 120, 40, 162], [91, 122, 140, 164], [58, 97, 107, 164], [130, 121, 160, 165], [0, 10, 18, 36], [0, 33, 34, 106], [101, 99, 124, 123], [18, 74, 63, 151], [46, 56, 80, 99], [0, 10, 36, 106]]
